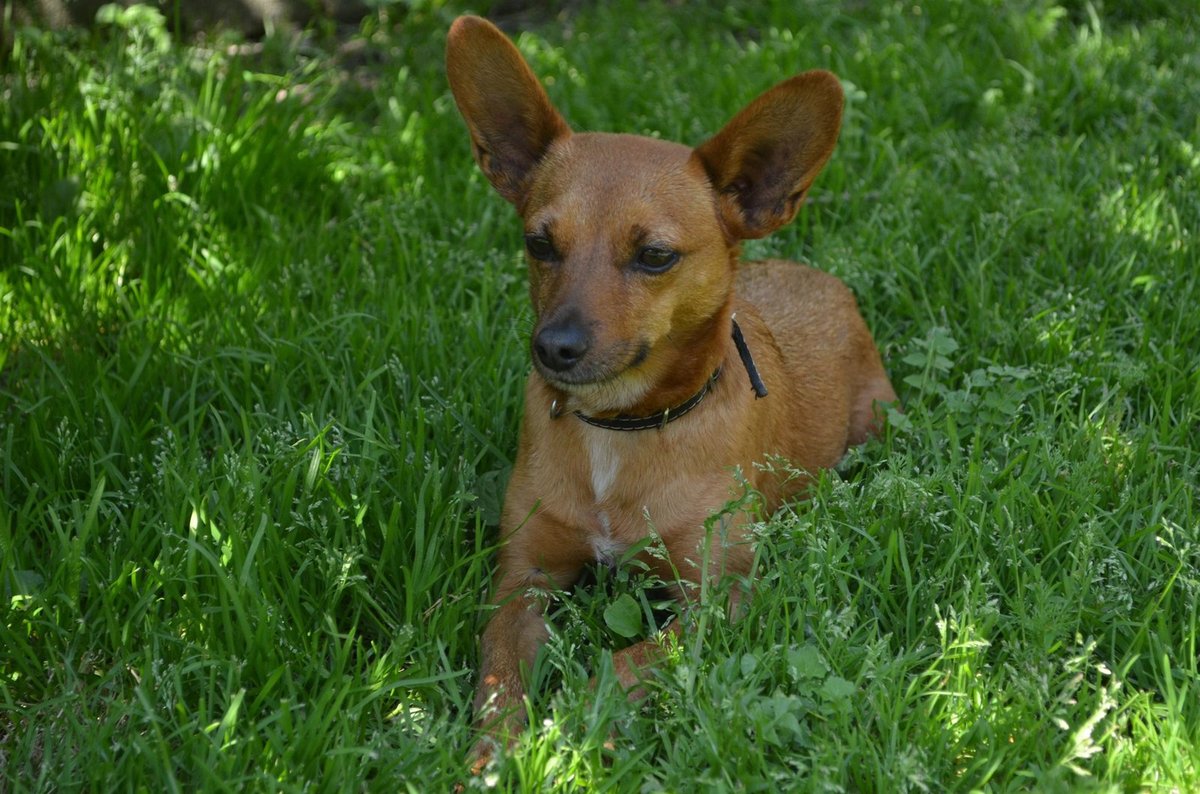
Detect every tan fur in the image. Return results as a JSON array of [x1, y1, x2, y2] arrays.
[[446, 15, 897, 770]]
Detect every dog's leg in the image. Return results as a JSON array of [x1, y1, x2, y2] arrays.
[[607, 517, 754, 698], [470, 589, 549, 770], [606, 590, 750, 699], [608, 620, 684, 697], [470, 531, 587, 771]]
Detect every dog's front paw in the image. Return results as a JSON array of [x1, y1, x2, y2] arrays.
[[451, 737, 500, 793], [467, 735, 498, 776]]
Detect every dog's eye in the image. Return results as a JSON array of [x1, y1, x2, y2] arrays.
[[524, 234, 557, 262], [635, 246, 679, 273]]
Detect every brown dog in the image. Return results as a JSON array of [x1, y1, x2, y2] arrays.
[[446, 15, 896, 767]]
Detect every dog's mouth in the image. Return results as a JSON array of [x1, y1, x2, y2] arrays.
[[533, 339, 651, 389]]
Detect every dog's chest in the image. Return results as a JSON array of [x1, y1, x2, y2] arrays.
[[574, 426, 740, 570], [580, 431, 706, 563]]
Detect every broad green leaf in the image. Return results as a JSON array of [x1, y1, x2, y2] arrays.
[[603, 593, 642, 638], [787, 645, 828, 681], [820, 676, 855, 702]]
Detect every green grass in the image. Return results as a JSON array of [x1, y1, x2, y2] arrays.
[[1, 0, 1198, 790]]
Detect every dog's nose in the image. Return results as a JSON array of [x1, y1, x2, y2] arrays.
[[534, 321, 589, 372]]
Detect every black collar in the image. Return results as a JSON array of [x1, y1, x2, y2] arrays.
[[561, 317, 768, 432], [573, 366, 723, 431]]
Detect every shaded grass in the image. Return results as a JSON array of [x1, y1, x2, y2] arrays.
[[2, 0, 1198, 790]]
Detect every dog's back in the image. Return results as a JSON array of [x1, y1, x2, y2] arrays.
[[738, 260, 896, 469]]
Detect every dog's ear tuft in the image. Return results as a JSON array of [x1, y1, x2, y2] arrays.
[[446, 16, 572, 208], [692, 71, 843, 240]]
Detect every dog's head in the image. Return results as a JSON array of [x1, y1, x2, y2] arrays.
[[446, 16, 843, 414]]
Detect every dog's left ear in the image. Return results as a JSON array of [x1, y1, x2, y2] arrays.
[[693, 70, 844, 240]]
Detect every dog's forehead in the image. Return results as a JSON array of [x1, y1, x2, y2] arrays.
[[554, 132, 692, 168], [528, 133, 714, 226]]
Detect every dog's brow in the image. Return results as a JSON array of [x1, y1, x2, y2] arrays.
[[526, 219, 556, 238], [630, 223, 683, 251]]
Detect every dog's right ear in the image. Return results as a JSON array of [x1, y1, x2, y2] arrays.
[[446, 16, 571, 208]]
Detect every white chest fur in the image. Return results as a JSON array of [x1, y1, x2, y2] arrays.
[[586, 433, 619, 503], [586, 433, 622, 564]]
